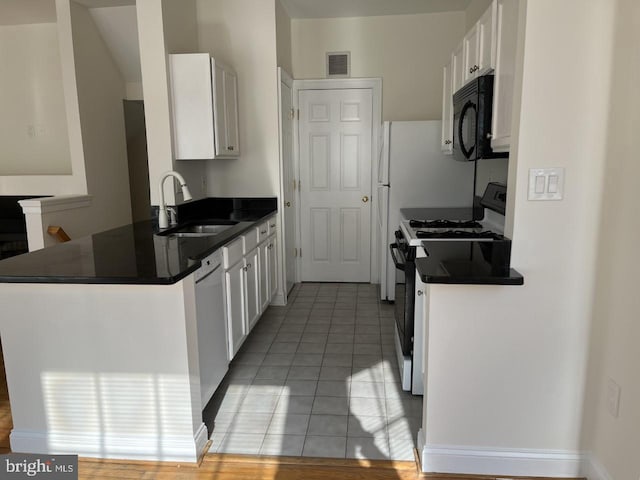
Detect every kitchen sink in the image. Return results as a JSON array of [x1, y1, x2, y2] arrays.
[[175, 224, 236, 234], [158, 220, 240, 237]]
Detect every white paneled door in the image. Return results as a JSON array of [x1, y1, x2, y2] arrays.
[[299, 88, 373, 282]]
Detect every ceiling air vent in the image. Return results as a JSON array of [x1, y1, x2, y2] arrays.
[[327, 52, 350, 77]]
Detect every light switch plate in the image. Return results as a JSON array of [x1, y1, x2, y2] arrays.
[[528, 168, 564, 200]]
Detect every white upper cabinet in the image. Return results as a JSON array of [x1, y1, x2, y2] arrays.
[[462, 23, 479, 84], [451, 41, 464, 93], [441, 62, 453, 154], [169, 53, 240, 160], [214, 61, 240, 157], [491, 0, 520, 152], [462, 1, 497, 85]]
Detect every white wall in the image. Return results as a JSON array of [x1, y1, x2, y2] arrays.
[[69, 0, 132, 230], [580, 1, 640, 478], [465, 0, 492, 30], [137, 0, 206, 207], [0, 23, 72, 176], [275, 0, 292, 75], [197, 0, 281, 197], [291, 12, 465, 121], [421, 0, 616, 475]]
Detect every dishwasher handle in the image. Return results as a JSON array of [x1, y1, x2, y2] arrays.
[[195, 263, 221, 284]]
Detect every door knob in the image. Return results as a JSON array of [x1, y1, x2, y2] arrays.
[[286, 201, 291, 207], [362, 196, 369, 203]]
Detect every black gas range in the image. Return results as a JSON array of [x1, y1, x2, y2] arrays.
[[390, 183, 512, 393]]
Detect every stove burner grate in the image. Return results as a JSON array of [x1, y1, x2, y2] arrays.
[[416, 230, 503, 240], [409, 219, 482, 229]]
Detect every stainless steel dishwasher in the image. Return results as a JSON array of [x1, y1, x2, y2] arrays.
[[195, 251, 228, 409]]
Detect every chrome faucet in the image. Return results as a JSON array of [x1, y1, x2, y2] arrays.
[[158, 171, 193, 229]]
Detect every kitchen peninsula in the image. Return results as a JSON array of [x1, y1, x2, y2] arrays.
[[0, 198, 276, 462]]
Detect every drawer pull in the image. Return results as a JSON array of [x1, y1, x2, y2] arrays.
[[261, 230, 267, 234]]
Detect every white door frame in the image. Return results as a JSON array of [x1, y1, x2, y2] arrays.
[[276, 67, 294, 305], [293, 78, 382, 284]]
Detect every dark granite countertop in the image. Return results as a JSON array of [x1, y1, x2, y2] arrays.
[[0, 197, 277, 285], [415, 241, 523, 285]]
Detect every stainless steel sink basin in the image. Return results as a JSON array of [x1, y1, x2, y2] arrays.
[[158, 220, 239, 237], [175, 224, 236, 234]]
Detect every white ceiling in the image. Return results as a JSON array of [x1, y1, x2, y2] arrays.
[[279, 0, 473, 19]]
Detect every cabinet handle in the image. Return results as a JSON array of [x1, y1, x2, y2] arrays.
[[417, 290, 424, 296], [270, 224, 276, 228], [474, 65, 479, 72], [469, 67, 473, 74], [228, 146, 235, 151], [243, 266, 248, 272], [286, 201, 291, 207], [261, 230, 267, 234], [444, 140, 452, 145]]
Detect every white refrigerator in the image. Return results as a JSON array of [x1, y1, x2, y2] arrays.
[[377, 120, 475, 301]]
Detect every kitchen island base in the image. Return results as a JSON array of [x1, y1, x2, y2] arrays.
[[0, 279, 208, 463]]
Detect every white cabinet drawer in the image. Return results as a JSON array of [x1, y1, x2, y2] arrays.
[[243, 228, 259, 254], [223, 236, 243, 269], [267, 216, 278, 236], [257, 221, 269, 244]]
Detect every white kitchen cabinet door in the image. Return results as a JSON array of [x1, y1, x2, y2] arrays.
[[244, 248, 260, 331], [212, 60, 240, 158], [268, 235, 278, 300], [259, 241, 270, 312], [461, 1, 497, 85], [169, 53, 239, 160], [224, 260, 246, 360], [441, 62, 453, 154], [451, 41, 464, 93], [476, 1, 497, 77], [491, 0, 520, 153], [463, 24, 479, 85], [413, 272, 427, 396]]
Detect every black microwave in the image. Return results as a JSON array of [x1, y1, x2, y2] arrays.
[[452, 74, 507, 162]]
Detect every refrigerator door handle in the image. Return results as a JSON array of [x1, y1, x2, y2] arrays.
[[389, 243, 405, 271]]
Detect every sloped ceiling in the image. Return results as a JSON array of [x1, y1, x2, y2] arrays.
[[88, 5, 141, 83], [279, 0, 473, 19]]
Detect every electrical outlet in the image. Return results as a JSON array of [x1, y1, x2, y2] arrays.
[[606, 378, 621, 418]]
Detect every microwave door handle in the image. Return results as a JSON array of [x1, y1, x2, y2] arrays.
[[458, 100, 476, 159], [389, 243, 405, 271]]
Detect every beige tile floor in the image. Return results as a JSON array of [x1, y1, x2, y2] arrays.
[[208, 283, 423, 460]]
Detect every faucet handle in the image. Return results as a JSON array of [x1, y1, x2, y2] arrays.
[[167, 207, 178, 226]]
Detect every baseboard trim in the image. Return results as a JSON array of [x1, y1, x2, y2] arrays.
[[11, 424, 209, 463], [580, 451, 612, 480], [271, 293, 286, 306], [421, 443, 583, 478]]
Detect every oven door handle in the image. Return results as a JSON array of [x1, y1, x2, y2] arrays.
[[389, 243, 405, 271]]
